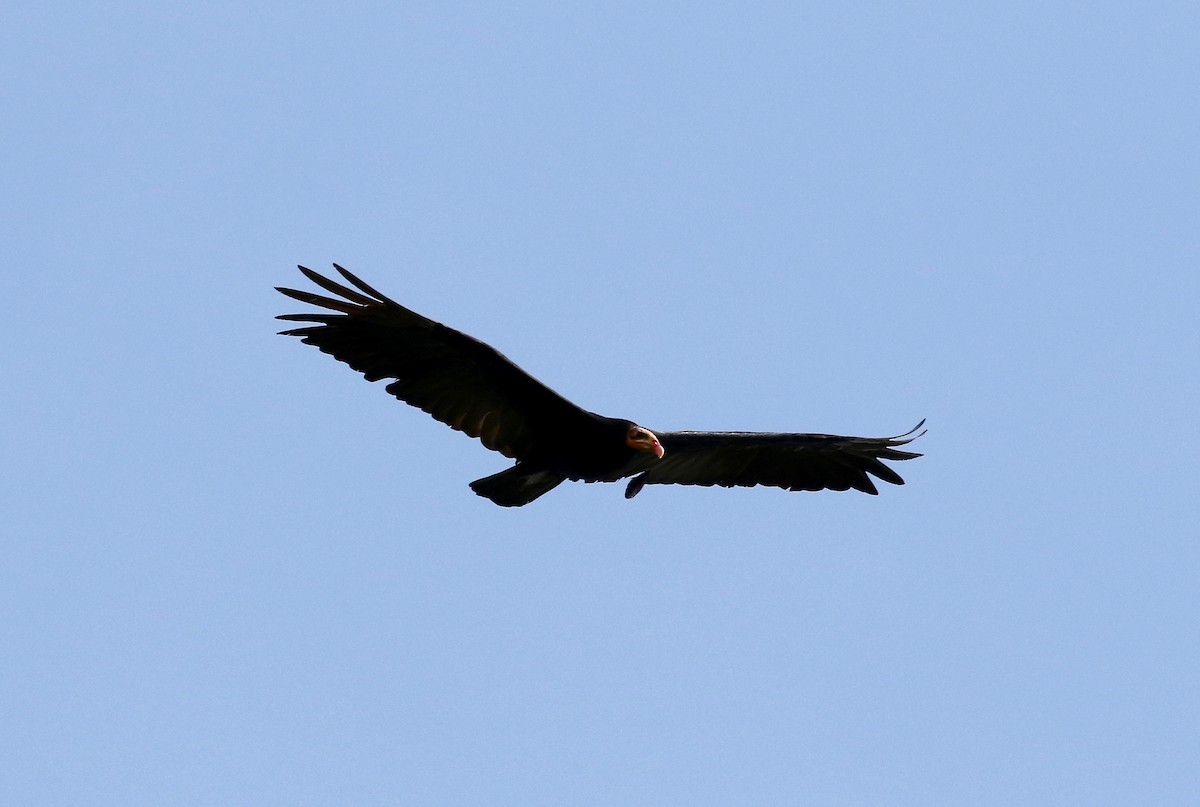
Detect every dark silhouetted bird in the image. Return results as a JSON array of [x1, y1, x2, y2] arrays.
[[277, 265, 925, 506]]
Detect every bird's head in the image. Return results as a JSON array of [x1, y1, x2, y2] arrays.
[[626, 424, 665, 459]]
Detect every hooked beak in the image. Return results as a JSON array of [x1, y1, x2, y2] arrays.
[[628, 427, 665, 459]]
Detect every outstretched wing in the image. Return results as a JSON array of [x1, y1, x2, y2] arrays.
[[623, 422, 925, 498], [276, 264, 594, 459]]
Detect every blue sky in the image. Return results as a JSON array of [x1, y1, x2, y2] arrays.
[[3, 2, 1198, 804]]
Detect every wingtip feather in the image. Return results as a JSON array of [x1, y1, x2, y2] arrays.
[[332, 263, 393, 303]]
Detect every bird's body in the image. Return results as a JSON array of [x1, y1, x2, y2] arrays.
[[277, 265, 924, 506]]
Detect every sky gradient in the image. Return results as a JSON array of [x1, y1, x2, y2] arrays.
[[4, 2, 1198, 804]]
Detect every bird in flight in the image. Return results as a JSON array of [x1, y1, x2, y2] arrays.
[[276, 265, 925, 506]]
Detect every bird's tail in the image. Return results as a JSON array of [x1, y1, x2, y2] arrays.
[[469, 464, 565, 507]]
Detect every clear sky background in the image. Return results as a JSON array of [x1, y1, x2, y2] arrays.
[[3, 2, 1198, 805]]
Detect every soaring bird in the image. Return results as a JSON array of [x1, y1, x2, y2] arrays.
[[276, 265, 925, 506]]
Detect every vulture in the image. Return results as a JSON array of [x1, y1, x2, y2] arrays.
[[276, 265, 925, 507]]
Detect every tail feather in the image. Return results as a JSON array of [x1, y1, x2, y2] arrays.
[[469, 464, 565, 507]]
